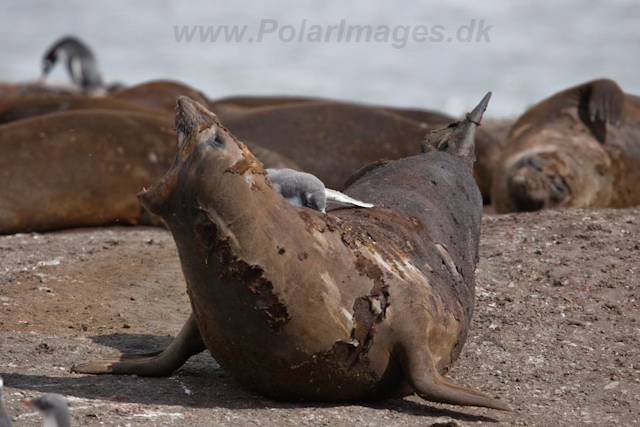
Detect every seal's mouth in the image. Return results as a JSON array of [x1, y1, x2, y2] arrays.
[[138, 96, 260, 218]]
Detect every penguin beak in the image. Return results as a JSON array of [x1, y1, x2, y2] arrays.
[[21, 398, 33, 406]]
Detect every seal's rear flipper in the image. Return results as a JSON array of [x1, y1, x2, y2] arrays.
[[398, 344, 512, 411], [72, 313, 205, 377], [577, 79, 626, 143], [422, 92, 492, 168], [325, 188, 374, 209]]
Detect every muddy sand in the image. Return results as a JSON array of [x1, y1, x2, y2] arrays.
[[1, 208, 639, 426]]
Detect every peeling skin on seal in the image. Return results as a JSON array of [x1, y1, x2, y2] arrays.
[[194, 219, 291, 332], [341, 253, 390, 366], [225, 142, 264, 175]]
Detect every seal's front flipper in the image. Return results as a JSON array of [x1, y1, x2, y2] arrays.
[[398, 343, 512, 411], [72, 313, 205, 377], [324, 188, 374, 209], [578, 79, 626, 143]]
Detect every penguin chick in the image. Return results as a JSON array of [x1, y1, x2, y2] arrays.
[[41, 36, 103, 92], [22, 394, 71, 427], [266, 168, 374, 213], [0, 378, 12, 427]]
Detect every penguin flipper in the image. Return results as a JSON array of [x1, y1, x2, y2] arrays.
[[325, 189, 374, 208]]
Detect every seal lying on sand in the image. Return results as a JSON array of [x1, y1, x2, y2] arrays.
[[0, 110, 175, 234], [0, 95, 159, 124], [211, 98, 505, 203], [491, 78, 640, 213], [0, 104, 300, 234], [73, 94, 509, 410], [108, 80, 211, 113]]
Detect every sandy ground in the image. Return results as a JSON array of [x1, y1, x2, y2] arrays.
[[0, 207, 639, 426]]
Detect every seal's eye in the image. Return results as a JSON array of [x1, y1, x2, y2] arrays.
[[209, 134, 225, 148]]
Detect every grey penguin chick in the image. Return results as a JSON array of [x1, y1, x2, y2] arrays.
[[266, 168, 374, 213], [0, 378, 12, 427], [22, 395, 71, 427], [41, 36, 104, 92]]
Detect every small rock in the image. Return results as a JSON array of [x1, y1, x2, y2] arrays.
[[37, 259, 60, 267], [604, 381, 620, 390]]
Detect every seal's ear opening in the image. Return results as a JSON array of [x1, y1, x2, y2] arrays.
[[421, 92, 491, 168], [577, 79, 626, 144]]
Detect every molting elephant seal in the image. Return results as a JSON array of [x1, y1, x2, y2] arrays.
[[72, 93, 510, 411], [491, 79, 640, 213]]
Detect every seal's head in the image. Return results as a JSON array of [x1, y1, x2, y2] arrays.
[[491, 79, 628, 213], [503, 148, 572, 211], [138, 96, 264, 225], [494, 129, 614, 213]]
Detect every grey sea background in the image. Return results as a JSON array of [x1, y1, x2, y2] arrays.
[[2, 0, 638, 117]]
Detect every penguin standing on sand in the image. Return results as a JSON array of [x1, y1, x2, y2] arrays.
[[22, 395, 71, 427], [41, 36, 104, 93], [0, 378, 12, 427], [266, 168, 374, 213]]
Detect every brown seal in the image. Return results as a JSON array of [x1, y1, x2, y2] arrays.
[[491, 79, 640, 213], [209, 97, 504, 203], [0, 82, 80, 99], [108, 80, 211, 113], [0, 95, 160, 124], [72, 94, 510, 411], [0, 110, 176, 234], [0, 105, 299, 234]]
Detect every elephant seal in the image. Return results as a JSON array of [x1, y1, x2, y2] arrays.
[[108, 80, 211, 113], [491, 79, 640, 213], [72, 94, 510, 411], [0, 110, 175, 234], [209, 98, 504, 203], [0, 106, 299, 234], [0, 82, 79, 98], [0, 95, 160, 124], [41, 36, 104, 93]]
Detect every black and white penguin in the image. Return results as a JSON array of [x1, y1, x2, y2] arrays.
[[41, 36, 104, 92], [266, 168, 374, 213], [0, 378, 12, 427], [22, 394, 71, 427]]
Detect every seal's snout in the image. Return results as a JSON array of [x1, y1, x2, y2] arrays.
[[506, 154, 571, 212], [175, 96, 217, 141], [507, 166, 550, 212]]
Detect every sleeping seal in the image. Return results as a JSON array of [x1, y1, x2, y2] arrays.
[[491, 78, 640, 213], [0, 110, 175, 234], [0, 106, 300, 234], [72, 94, 509, 411], [211, 98, 507, 203]]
